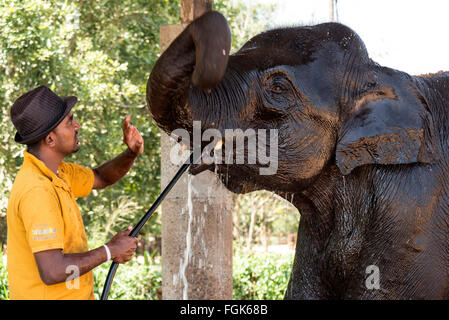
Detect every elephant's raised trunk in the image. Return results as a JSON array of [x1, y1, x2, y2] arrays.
[[146, 11, 231, 134]]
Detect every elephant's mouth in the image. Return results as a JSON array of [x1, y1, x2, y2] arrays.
[[190, 162, 258, 194], [189, 139, 224, 175], [189, 162, 215, 175], [187, 140, 262, 194], [217, 164, 261, 194]]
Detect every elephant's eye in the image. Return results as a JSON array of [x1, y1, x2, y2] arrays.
[[267, 78, 290, 95], [261, 70, 299, 117], [272, 85, 284, 93]]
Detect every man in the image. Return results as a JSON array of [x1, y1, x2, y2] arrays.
[[7, 85, 143, 299]]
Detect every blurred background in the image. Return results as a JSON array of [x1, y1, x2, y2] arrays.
[[0, 0, 448, 299]]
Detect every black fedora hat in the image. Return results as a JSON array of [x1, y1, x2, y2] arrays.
[[10, 85, 78, 145]]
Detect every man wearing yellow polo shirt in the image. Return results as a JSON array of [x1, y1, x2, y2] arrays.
[[7, 85, 142, 299]]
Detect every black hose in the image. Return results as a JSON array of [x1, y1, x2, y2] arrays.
[[100, 152, 193, 300]]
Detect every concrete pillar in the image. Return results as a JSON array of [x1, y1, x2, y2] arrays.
[[159, 0, 234, 300]]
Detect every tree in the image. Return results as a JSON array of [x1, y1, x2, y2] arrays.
[[233, 191, 299, 251], [0, 0, 180, 247], [214, 0, 276, 53]]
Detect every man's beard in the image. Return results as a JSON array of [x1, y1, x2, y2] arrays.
[[72, 142, 80, 153], [73, 133, 80, 153]]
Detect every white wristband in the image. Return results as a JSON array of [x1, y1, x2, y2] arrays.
[[103, 244, 111, 261]]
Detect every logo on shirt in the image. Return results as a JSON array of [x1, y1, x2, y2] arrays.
[[32, 227, 57, 241]]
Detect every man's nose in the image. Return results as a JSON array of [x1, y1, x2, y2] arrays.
[[74, 120, 80, 130]]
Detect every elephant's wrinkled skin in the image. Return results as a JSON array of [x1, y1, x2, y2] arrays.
[[147, 11, 449, 299]]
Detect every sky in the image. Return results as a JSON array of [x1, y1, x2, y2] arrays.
[[250, 0, 449, 76]]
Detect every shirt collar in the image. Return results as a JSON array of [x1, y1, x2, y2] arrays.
[[23, 151, 68, 189]]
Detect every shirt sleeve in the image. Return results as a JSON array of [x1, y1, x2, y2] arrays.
[[19, 187, 65, 253], [60, 162, 95, 198]]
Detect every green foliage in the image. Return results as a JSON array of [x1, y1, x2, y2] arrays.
[[0, 0, 181, 245], [93, 252, 162, 300], [0, 254, 8, 300], [233, 251, 293, 300]]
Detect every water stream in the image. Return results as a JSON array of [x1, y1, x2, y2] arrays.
[[179, 174, 193, 300]]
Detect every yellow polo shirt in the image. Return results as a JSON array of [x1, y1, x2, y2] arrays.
[[7, 151, 95, 300]]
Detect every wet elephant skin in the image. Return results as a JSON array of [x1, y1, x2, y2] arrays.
[[146, 11, 449, 299]]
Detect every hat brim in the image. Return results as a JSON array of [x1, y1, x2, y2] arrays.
[[15, 96, 78, 145]]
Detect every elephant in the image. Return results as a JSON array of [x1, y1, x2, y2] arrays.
[[146, 11, 449, 299]]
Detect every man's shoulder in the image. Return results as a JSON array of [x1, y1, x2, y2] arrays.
[[59, 161, 92, 174], [11, 166, 55, 200], [7, 167, 59, 219], [59, 161, 95, 198]]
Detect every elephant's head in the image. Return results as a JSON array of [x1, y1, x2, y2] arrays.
[[147, 11, 440, 195]]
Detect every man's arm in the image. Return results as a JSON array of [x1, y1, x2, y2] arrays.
[[93, 115, 144, 190], [34, 248, 106, 286], [93, 148, 139, 190], [34, 227, 137, 285]]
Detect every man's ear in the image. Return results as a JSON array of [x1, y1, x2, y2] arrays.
[[44, 132, 57, 148], [335, 92, 440, 175]]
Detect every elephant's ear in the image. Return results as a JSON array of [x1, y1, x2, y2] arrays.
[[335, 92, 440, 175]]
